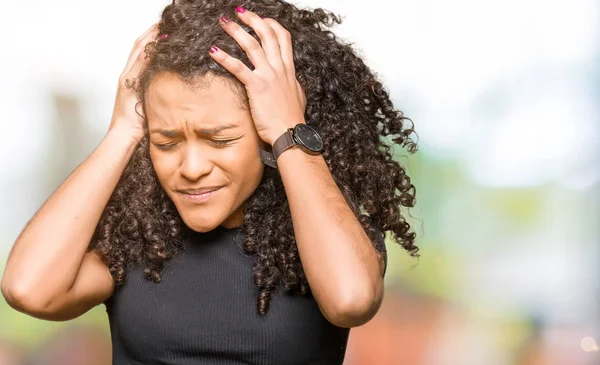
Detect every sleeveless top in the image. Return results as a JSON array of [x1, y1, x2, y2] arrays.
[[104, 225, 357, 365]]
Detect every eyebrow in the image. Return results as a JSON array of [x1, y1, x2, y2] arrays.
[[150, 123, 240, 137]]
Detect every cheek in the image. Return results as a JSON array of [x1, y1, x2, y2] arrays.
[[223, 142, 264, 186], [149, 149, 176, 183], [240, 147, 265, 188]]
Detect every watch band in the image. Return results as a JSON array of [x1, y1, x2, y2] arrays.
[[272, 128, 297, 161], [258, 147, 277, 168], [258, 124, 323, 169], [257, 128, 297, 169]]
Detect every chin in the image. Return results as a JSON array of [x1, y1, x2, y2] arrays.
[[181, 216, 219, 233], [168, 188, 243, 233]]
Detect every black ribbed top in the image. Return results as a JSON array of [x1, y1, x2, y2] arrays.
[[104, 225, 351, 365]]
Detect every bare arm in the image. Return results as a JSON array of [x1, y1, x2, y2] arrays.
[[1, 24, 160, 321], [278, 146, 385, 329], [1, 130, 137, 320], [208, 11, 385, 328]]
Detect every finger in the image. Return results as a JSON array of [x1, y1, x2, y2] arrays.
[[122, 24, 160, 77], [123, 24, 159, 74], [233, 7, 285, 74], [122, 48, 151, 89], [262, 18, 296, 78], [120, 26, 160, 90], [125, 23, 158, 65], [219, 14, 271, 70], [138, 23, 160, 44], [208, 46, 254, 85]]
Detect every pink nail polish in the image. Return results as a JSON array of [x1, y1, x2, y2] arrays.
[[210, 46, 219, 54], [235, 6, 246, 13], [220, 15, 230, 23], [160, 34, 168, 39]]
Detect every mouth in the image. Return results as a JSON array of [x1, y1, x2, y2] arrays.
[[178, 186, 223, 203]]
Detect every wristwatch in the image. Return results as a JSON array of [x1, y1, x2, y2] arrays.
[[258, 123, 324, 168]]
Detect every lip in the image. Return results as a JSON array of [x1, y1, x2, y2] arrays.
[[179, 186, 223, 203]]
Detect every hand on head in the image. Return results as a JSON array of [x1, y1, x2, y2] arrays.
[[209, 6, 307, 146], [108, 23, 161, 143]]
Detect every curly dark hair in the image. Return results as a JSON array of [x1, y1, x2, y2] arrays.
[[91, 0, 419, 316]]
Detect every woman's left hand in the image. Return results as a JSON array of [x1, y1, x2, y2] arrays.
[[209, 6, 306, 146]]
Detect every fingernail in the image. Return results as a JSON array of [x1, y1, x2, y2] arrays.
[[235, 6, 246, 13], [210, 46, 219, 54], [160, 34, 168, 39], [220, 15, 230, 24]]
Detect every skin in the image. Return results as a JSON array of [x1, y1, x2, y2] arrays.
[[146, 72, 265, 232], [210, 8, 385, 327], [0, 25, 161, 321], [2, 8, 384, 328]]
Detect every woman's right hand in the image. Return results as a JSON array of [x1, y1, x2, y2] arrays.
[[108, 23, 161, 143], [1, 24, 165, 321]]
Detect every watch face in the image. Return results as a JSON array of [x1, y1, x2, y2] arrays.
[[294, 124, 324, 152]]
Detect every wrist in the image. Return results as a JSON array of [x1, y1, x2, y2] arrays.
[[105, 124, 143, 152], [265, 121, 305, 146]]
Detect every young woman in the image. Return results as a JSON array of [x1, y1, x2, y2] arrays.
[[2, 1, 419, 364]]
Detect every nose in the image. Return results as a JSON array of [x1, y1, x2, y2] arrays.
[[179, 143, 213, 181]]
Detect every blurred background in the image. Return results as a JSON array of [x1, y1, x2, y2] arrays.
[[0, 0, 598, 364]]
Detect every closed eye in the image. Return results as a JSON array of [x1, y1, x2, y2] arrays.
[[212, 138, 238, 146], [153, 137, 241, 150], [155, 142, 178, 150]]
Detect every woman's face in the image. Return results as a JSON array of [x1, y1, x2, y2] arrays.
[[145, 72, 265, 232]]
